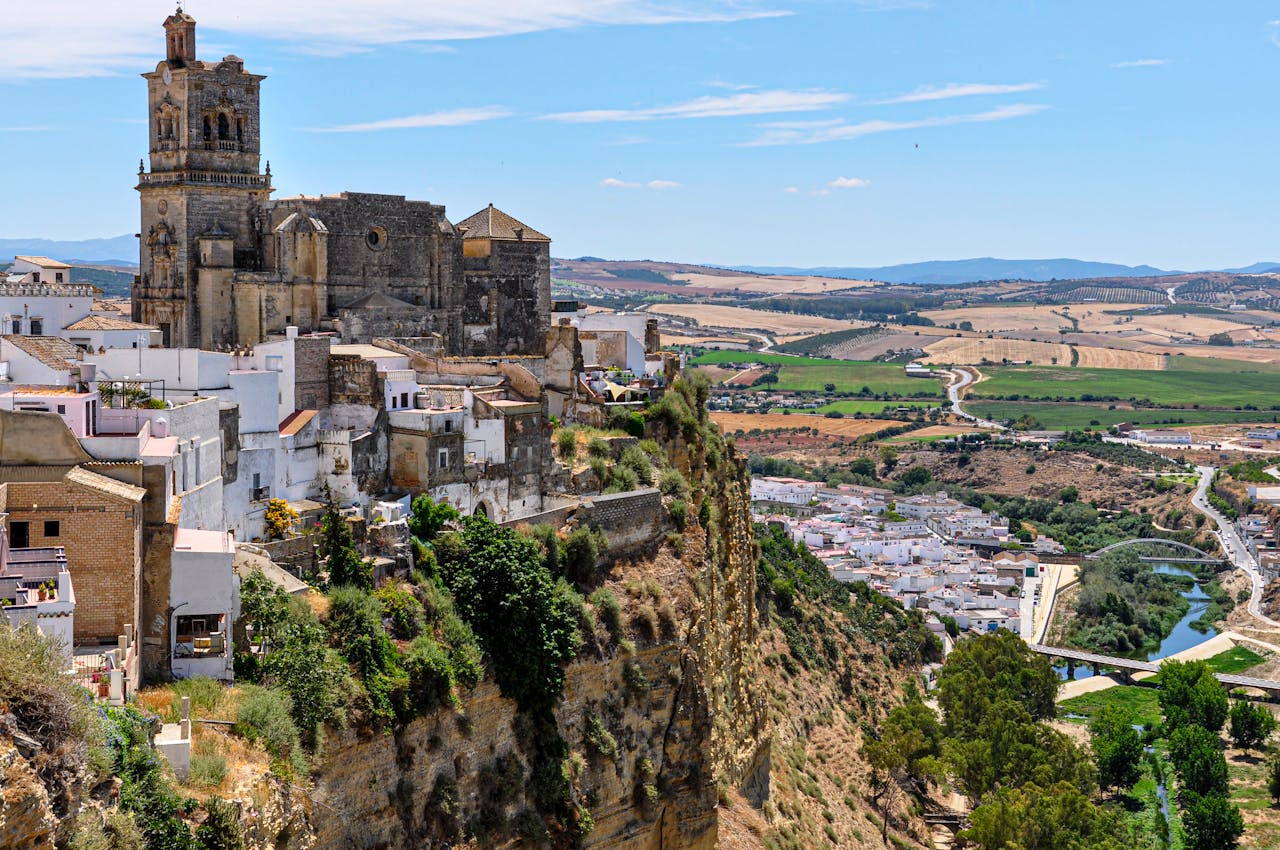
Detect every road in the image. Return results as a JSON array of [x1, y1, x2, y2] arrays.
[[946, 367, 1003, 429], [1190, 464, 1280, 628]]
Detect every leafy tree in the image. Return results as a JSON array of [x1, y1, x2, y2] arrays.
[[320, 502, 370, 590], [261, 617, 352, 747], [879, 445, 899, 473], [899, 465, 933, 487], [408, 494, 461, 543], [864, 693, 944, 787], [435, 515, 583, 713], [850, 457, 878, 478], [1159, 659, 1229, 733], [961, 781, 1128, 850], [1181, 792, 1244, 850], [1228, 699, 1276, 753], [937, 631, 1059, 738], [263, 498, 299, 540], [1169, 724, 1229, 797], [1268, 753, 1280, 805], [1090, 706, 1143, 794], [1059, 485, 1079, 504]]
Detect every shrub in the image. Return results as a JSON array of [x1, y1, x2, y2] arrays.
[[562, 526, 607, 586], [67, 810, 144, 850], [260, 618, 352, 747], [320, 502, 371, 590], [668, 499, 688, 531], [376, 584, 426, 640], [555, 428, 579, 461], [587, 437, 611, 458], [196, 796, 244, 850], [590, 588, 624, 640], [623, 660, 651, 696], [632, 605, 659, 642], [619, 445, 655, 486], [326, 586, 395, 679], [584, 712, 618, 759], [658, 466, 690, 499], [606, 464, 640, 494], [656, 599, 677, 637], [402, 636, 456, 714], [188, 750, 227, 788], [233, 685, 306, 775], [408, 494, 462, 543], [529, 523, 562, 576], [588, 456, 609, 486], [166, 676, 225, 722], [263, 498, 299, 541]]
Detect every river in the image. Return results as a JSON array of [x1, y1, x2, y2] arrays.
[[1054, 564, 1216, 681]]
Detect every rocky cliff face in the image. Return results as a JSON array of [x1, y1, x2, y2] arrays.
[[307, 415, 767, 849]]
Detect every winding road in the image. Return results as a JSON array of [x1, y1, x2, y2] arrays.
[[1190, 464, 1280, 628], [946, 367, 1003, 430]]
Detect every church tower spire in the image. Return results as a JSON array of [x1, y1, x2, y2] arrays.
[[164, 6, 197, 67]]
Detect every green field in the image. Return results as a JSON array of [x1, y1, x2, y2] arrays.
[[971, 356, 1280, 409], [815, 400, 939, 415], [1058, 684, 1163, 727], [1204, 646, 1267, 675], [966, 402, 1278, 430], [691, 351, 943, 396]]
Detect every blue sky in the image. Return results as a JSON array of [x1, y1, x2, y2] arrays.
[[1, 1, 1277, 269]]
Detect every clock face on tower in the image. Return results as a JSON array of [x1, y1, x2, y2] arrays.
[[162, 67, 172, 85]]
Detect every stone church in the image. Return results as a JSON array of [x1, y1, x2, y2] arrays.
[[134, 8, 551, 356]]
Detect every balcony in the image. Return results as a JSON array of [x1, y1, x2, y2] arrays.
[[138, 170, 269, 189]]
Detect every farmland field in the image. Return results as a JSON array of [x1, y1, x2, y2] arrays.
[[690, 351, 943, 396], [923, 336, 1073, 366], [710, 411, 900, 439], [919, 303, 1153, 334], [968, 357, 1280, 409], [814, 400, 940, 415], [964, 402, 1280, 430], [646, 303, 866, 334]]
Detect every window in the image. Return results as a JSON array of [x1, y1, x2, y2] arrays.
[[56, 404, 65, 415], [202, 116, 212, 141], [174, 614, 227, 658], [217, 113, 230, 141], [438, 448, 449, 469], [7, 318, 18, 334], [29, 319, 42, 336], [31, 272, 40, 283], [400, 392, 409, 408], [9, 522, 29, 548], [55, 272, 63, 283], [43, 521, 59, 538], [444, 420, 452, 433], [160, 323, 171, 347]]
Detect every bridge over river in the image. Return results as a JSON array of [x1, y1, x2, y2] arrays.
[[1029, 644, 1280, 698]]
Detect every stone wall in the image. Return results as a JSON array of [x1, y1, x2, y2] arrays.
[[580, 488, 667, 554]]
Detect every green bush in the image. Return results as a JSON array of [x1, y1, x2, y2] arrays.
[[67, 809, 145, 850], [623, 660, 651, 695], [588, 456, 609, 486], [260, 618, 352, 747], [402, 636, 457, 714], [632, 604, 659, 642], [408, 494, 461, 542], [561, 526, 607, 586], [376, 584, 426, 640], [233, 685, 306, 775], [606, 464, 640, 494], [555, 428, 579, 461], [584, 712, 618, 759], [619, 445, 655, 486], [188, 751, 227, 788], [590, 588, 624, 640], [658, 466, 690, 500], [196, 796, 244, 850], [668, 499, 688, 531], [587, 437, 611, 458], [326, 586, 395, 679]]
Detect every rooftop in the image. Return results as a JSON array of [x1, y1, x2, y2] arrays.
[[2, 336, 81, 371], [173, 527, 233, 554], [13, 255, 71, 269], [330, 343, 405, 360], [456, 204, 550, 243], [279, 409, 318, 437], [64, 315, 158, 332]]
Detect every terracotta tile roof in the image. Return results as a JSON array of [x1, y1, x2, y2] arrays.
[[13, 255, 71, 269], [455, 204, 550, 243], [2, 336, 80, 372], [279, 409, 318, 437], [64, 466, 146, 502], [64, 315, 158, 331]]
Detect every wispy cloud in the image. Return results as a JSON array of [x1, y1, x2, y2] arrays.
[[783, 186, 800, 194], [876, 82, 1044, 104], [305, 106, 511, 133], [742, 103, 1048, 146], [1112, 58, 1170, 68], [543, 90, 849, 123], [0, 126, 52, 132], [1269, 20, 1280, 47], [601, 177, 681, 189], [0, 1, 788, 80], [830, 176, 870, 189]]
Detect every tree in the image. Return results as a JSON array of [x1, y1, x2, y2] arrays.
[[937, 631, 1059, 738], [1181, 792, 1244, 850], [1090, 706, 1143, 794], [1268, 754, 1280, 805], [823, 382, 836, 393], [1159, 659, 1229, 733], [1059, 485, 1079, 504], [899, 465, 933, 487], [320, 502, 371, 590], [850, 457, 878, 478], [1228, 699, 1276, 753], [263, 498, 299, 540], [961, 781, 1128, 850], [879, 445, 899, 474], [1169, 724, 1229, 797], [435, 515, 583, 713], [261, 617, 352, 747], [408, 494, 461, 543]]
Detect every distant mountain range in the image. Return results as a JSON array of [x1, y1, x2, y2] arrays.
[[727, 258, 1280, 285], [3, 233, 1278, 285], [0, 234, 137, 267]]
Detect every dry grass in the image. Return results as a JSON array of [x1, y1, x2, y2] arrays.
[[1072, 346, 1167, 369], [645, 303, 866, 335], [922, 336, 1073, 366], [1139, 344, 1280, 364], [711, 411, 899, 438], [920, 304, 1154, 334]]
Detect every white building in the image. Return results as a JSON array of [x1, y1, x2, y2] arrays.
[[0, 544, 75, 665], [61, 315, 160, 352], [1135, 429, 1193, 446], [2, 257, 97, 337], [752, 477, 818, 505], [169, 528, 237, 681]]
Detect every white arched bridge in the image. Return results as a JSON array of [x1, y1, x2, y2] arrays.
[[1029, 644, 1280, 698], [1085, 538, 1225, 566]]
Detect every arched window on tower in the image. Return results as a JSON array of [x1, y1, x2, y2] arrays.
[[236, 118, 244, 143], [217, 113, 230, 141], [203, 116, 212, 142]]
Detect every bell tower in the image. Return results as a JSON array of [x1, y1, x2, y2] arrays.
[[135, 7, 272, 349]]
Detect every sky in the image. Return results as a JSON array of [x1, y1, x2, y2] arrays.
[[0, 1, 1277, 269]]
